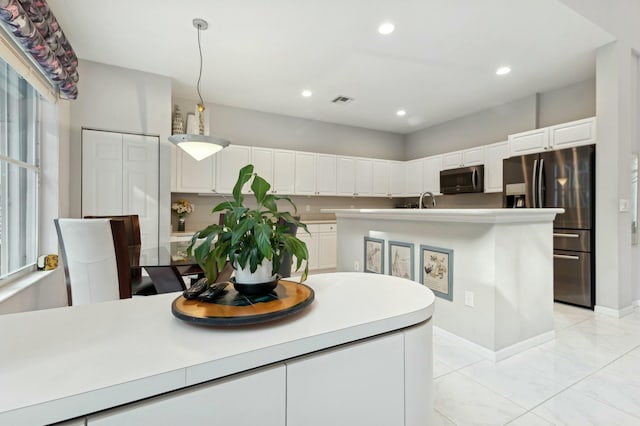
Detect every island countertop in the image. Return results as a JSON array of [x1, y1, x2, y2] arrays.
[[0, 272, 434, 425], [323, 208, 564, 223]]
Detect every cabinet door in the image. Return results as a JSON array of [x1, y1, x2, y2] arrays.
[[294, 152, 316, 195], [442, 151, 463, 170], [315, 154, 337, 195], [463, 147, 484, 166], [509, 128, 549, 156], [122, 134, 159, 249], [272, 150, 295, 194], [251, 147, 274, 183], [389, 161, 406, 196], [296, 231, 317, 270], [550, 117, 596, 149], [336, 156, 356, 196], [82, 129, 123, 216], [287, 333, 404, 426], [88, 365, 285, 426], [372, 160, 390, 197], [354, 158, 373, 196], [176, 149, 215, 193], [317, 231, 337, 269], [484, 141, 510, 193], [423, 155, 442, 195], [405, 159, 424, 196], [215, 145, 252, 194]]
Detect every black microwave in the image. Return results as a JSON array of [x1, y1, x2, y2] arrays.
[[440, 165, 484, 194]]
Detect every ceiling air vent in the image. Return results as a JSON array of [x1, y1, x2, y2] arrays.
[[331, 95, 354, 104]]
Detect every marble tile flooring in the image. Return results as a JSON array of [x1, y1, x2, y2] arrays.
[[433, 303, 640, 425]]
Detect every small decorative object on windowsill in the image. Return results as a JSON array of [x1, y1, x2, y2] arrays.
[[172, 105, 184, 135], [172, 200, 194, 232], [188, 164, 310, 296]]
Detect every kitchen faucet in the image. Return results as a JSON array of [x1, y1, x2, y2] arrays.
[[419, 191, 436, 209]]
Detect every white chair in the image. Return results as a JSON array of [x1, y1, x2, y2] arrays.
[[55, 218, 131, 305]]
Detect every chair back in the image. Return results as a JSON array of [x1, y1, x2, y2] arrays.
[[277, 217, 300, 278], [55, 218, 131, 305]]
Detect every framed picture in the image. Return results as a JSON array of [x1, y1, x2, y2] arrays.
[[364, 237, 384, 274], [420, 244, 453, 300], [388, 241, 414, 280]]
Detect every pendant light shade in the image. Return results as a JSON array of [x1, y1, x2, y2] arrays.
[[170, 18, 230, 161]]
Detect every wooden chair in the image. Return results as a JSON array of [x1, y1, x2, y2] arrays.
[[55, 218, 132, 305], [84, 214, 156, 295]]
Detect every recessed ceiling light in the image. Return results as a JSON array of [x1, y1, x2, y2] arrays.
[[301, 90, 313, 97], [378, 22, 395, 35], [496, 66, 511, 76], [396, 109, 406, 117]]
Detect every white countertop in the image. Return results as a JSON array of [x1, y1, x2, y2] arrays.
[[0, 272, 434, 425], [323, 208, 564, 223]]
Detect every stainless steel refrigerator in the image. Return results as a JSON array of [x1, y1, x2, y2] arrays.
[[503, 145, 595, 309]]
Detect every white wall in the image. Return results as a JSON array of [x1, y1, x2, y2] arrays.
[[69, 60, 172, 247], [173, 97, 405, 160], [538, 78, 596, 127]]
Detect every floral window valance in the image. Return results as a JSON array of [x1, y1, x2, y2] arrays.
[[0, 0, 78, 99]]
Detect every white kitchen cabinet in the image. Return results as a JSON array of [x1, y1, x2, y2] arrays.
[[215, 145, 252, 194], [354, 158, 373, 196], [508, 127, 550, 156], [296, 223, 336, 271], [286, 332, 404, 426], [294, 151, 317, 195], [405, 158, 424, 196], [272, 150, 295, 194], [423, 155, 443, 195], [336, 156, 356, 196], [550, 117, 596, 149], [88, 365, 286, 426], [389, 161, 406, 197], [252, 146, 274, 183], [372, 160, 390, 196], [175, 148, 216, 193], [442, 147, 484, 169], [315, 154, 337, 195], [483, 141, 510, 193]]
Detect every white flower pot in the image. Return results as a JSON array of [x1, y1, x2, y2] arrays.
[[233, 258, 275, 284]]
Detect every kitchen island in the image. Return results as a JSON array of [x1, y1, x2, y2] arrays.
[[0, 273, 434, 426], [324, 208, 563, 361]]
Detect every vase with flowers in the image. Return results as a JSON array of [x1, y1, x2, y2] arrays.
[[172, 199, 194, 232]]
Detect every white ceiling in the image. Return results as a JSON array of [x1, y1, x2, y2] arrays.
[[47, 0, 614, 134]]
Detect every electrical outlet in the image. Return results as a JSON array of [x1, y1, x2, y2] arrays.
[[464, 291, 474, 307], [354, 261, 360, 272], [305, 204, 311, 212]]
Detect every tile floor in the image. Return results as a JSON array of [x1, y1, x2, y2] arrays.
[[433, 303, 640, 425]]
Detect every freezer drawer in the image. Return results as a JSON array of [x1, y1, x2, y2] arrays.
[[553, 249, 593, 308], [553, 229, 591, 252]]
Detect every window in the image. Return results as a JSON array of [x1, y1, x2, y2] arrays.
[[0, 58, 40, 279]]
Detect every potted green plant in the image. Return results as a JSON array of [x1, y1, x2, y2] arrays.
[[187, 164, 309, 295]]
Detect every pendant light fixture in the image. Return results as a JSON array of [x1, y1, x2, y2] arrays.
[[169, 18, 230, 161]]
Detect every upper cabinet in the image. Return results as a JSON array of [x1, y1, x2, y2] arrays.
[[294, 152, 317, 195], [423, 155, 443, 195], [215, 145, 252, 194], [272, 150, 296, 194], [389, 161, 406, 197], [405, 159, 424, 196], [509, 117, 595, 156], [252, 147, 274, 184], [441, 148, 483, 170], [315, 154, 337, 195], [175, 148, 216, 193], [336, 156, 373, 196], [483, 141, 509, 193]]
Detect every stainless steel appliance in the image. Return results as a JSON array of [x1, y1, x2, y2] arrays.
[[503, 145, 595, 309], [440, 165, 484, 194]]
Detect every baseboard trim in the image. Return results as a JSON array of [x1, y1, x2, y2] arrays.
[[594, 304, 635, 318], [433, 326, 556, 362]]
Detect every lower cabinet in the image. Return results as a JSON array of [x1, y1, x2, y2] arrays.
[[286, 333, 405, 426], [296, 223, 337, 272], [87, 365, 286, 426]]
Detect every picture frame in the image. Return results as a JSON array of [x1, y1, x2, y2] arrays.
[[388, 241, 414, 280], [420, 244, 453, 300], [364, 237, 385, 274]]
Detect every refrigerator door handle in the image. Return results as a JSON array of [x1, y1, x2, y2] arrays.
[[538, 159, 545, 208], [532, 159, 538, 208], [553, 233, 580, 238], [553, 254, 581, 261]]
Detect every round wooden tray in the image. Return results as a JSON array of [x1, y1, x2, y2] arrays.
[[171, 280, 315, 326]]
